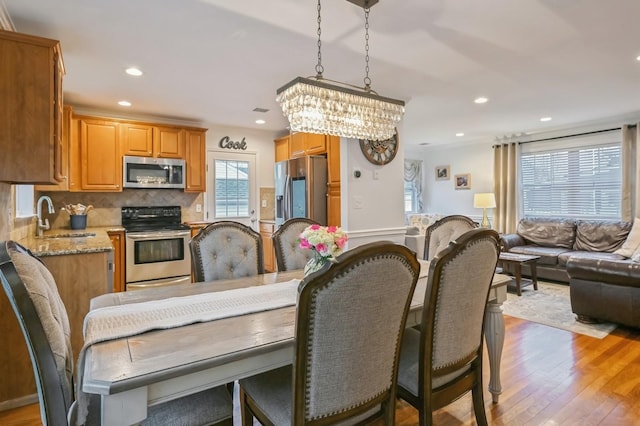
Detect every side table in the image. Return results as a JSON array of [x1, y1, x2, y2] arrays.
[[498, 252, 541, 296]]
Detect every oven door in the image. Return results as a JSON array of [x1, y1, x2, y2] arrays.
[[125, 230, 191, 289]]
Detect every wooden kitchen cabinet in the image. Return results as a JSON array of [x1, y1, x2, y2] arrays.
[[285, 132, 328, 159], [122, 123, 185, 159], [326, 135, 341, 227], [289, 132, 307, 158], [260, 221, 276, 272], [35, 106, 73, 191], [0, 30, 65, 184], [70, 116, 122, 192], [274, 135, 290, 163], [305, 133, 327, 155], [108, 230, 126, 292], [41, 252, 112, 368], [185, 129, 207, 192]]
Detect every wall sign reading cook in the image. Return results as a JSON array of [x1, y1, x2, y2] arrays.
[[219, 136, 248, 150]]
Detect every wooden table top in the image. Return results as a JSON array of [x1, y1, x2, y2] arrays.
[[83, 269, 510, 397]]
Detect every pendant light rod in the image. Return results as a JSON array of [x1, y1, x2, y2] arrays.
[[346, 0, 379, 7]]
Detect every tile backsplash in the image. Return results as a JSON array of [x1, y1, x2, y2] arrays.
[[260, 187, 275, 220], [41, 189, 204, 229]]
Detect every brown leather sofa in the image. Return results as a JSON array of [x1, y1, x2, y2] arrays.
[[501, 217, 640, 327]]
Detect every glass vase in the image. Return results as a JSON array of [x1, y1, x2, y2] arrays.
[[304, 256, 327, 277]]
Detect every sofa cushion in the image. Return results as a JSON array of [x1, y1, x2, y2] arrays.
[[614, 217, 640, 258], [558, 250, 626, 267], [517, 218, 576, 248], [574, 220, 632, 252], [508, 245, 571, 266]]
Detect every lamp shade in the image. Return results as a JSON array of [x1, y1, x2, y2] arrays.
[[473, 193, 496, 209]]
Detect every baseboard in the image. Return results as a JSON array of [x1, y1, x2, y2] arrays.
[[0, 394, 38, 412]]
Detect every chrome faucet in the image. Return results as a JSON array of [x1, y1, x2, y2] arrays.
[[36, 196, 55, 237]]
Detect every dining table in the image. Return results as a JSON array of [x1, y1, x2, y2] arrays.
[[81, 263, 510, 425]]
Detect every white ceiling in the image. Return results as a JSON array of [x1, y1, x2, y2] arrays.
[[5, 0, 640, 147]]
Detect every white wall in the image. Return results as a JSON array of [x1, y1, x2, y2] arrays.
[[204, 123, 282, 187], [340, 136, 407, 248], [406, 140, 495, 224]]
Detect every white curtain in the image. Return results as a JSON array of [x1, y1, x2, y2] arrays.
[[404, 159, 423, 213], [622, 124, 640, 220], [493, 142, 520, 234]]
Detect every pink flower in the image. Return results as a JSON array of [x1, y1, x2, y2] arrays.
[[315, 243, 327, 253], [327, 225, 337, 233], [299, 239, 312, 249], [309, 224, 322, 231], [335, 236, 348, 249]]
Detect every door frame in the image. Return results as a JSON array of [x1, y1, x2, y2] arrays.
[[205, 149, 258, 230]]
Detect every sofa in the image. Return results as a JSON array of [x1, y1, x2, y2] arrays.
[[501, 217, 640, 328]]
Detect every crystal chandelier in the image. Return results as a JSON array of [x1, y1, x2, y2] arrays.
[[276, 0, 405, 141]]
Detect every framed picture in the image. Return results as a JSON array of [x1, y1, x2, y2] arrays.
[[435, 165, 450, 181], [454, 173, 471, 190]]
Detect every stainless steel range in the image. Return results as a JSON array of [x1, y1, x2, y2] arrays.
[[122, 206, 191, 290]]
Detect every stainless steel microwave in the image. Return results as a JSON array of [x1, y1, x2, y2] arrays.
[[123, 156, 185, 189]]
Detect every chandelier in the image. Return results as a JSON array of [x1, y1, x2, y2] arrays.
[[276, 0, 405, 142]]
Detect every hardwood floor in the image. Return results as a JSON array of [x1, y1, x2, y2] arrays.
[[2, 316, 640, 425]]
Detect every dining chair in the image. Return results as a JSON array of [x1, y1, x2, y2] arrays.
[[423, 214, 477, 260], [239, 241, 420, 425], [0, 240, 233, 426], [397, 228, 500, 426], [190, 221, 264, 282], [272, 217, 320, 271]]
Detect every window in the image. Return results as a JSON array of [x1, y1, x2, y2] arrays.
[[404, 159, 423, 215], [404, 180, 418, 214], [214, 159, 250, 218], [520, 131, 622, 220]]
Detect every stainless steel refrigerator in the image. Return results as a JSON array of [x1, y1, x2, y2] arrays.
[[275, 156, 327, 228]]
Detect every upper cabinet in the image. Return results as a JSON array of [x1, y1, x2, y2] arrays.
[[122, 123, 185, 159], [274, 135, 289, 163], [289, 132, 327, 158], [0, 30, 65, 184], [185, 130, 206, 192], [70, 116, 122, 192]]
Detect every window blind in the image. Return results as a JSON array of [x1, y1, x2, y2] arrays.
[[520, 131, 622, 220]]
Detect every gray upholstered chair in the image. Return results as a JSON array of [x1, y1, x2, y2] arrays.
[[239, 241, 420, 425], [272, 218, 319, 271], [190, 221, 264, 282], [0, 241, 233, 426], [423, 214, 477, 260], [397, 228, 500, 426]]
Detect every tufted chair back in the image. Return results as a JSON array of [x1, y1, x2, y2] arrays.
[[423, 215, 477, 260], [190, 221, 264, 282], [272, 218, 319, 271]]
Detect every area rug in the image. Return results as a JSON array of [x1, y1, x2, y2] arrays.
[[501, 281, 617, 339]]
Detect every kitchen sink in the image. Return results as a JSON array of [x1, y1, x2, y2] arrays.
[[38, 232, 96, 239]]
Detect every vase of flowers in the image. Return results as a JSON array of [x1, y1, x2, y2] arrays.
[[299, 224, 348, 277]]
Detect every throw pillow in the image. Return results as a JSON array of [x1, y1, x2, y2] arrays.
[[614, 217, 640, 258]]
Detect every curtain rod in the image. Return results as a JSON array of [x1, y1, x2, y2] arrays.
[[517, 127, 622, 145]]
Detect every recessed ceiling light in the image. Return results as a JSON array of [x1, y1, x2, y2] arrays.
[[474, 97, 488, 104], [540, 117, 552, 122], [118, 100, 132, 107], [455, 132, 464, 137], [255, 119, 266, 125], [636, 55, 640, 61], [125, 67, 143, 76]]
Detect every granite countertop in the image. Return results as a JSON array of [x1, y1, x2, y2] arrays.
[[18, 226, 123, 257]]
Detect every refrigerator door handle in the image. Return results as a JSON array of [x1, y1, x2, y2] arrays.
[[284, 174, 291, 220]]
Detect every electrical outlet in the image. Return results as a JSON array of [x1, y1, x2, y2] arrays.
[[196, 204, 202, 213], [261, 199, 267, 207], [373, 170, 379, 180]]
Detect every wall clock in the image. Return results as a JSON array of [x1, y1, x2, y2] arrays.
[[359, 131, 399, 165]]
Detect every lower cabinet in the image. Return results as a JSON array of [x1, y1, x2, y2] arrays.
[[41, 251, 113, 367], [260, 221, 276, 272]]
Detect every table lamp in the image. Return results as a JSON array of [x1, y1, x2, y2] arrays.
[[474, 193, 496, 228]]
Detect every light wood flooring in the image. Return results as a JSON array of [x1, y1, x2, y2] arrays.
[[2, 316, 640, 425]]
